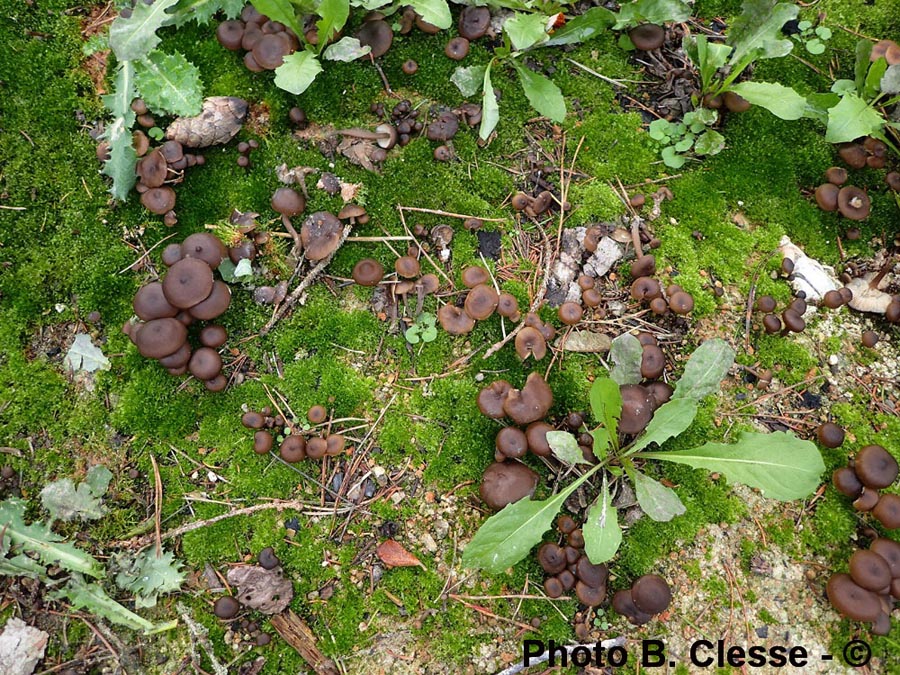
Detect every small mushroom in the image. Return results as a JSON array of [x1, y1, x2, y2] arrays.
[[214, 596, 240, 619], [462, 266, 489, 288], [161, 243, 183, 267], [445, 37, 470, 60], [426, 112, 459, 142], [558, 302, 583, 325], [647, 382, 674, 409], [612, 589, 653, 625], [838, 144, 867, 169], [640, 345, 665, 380], [308, 405, 327, 424], [438, 304, 475, 335], [537, 543, 567, 574], [496, 427, 528, 459], [816, 422, 845, 448], [137, 149, 168, 188], [480, 460, 539, 511], [189, 281, 232, 320], [280, 436, 307, 463], [619, 384, 653, 435], [158, 343, 191, 369], [826, 573, 882, 622], [854, 445, 898, 489], [141, 187, 177, 215], [182, 233, 227, 270], [217, 20, 245, 50], [630, 255, 656, 278], [575, 581, 606, 606], [133, 282, 179, 321], [401, 59, 418, 75], [352, 258, 384, 286], [525, 421, 553, 457], [854, 488, 880, 511], [395, 255, 421, 279], [825, 167, 848, 186], [780, 308, 805, 334], [459, 6, 490, 40], [837, 186, 870, 220], [464, 284, 499, 320], [576, 557, 608, 588], [253, 431, 274, 454], [357, 19, 393, 58], [873, 493, 900, 529], [631, 277, 661, 301], [188, 347, 222, 380], [163, 257, 215, 309], [723, 91, 750, 113], [258, 547, 281, 570], [628, 23, 665, 51], [870, 538, 900, 576], [271, 187, 306, 217], [242, 412, 266, 429], [543, 577, 564, 598], [306, 437, 327, 459], [497, 293, 520, 319], [134, 318, 187, 358], [668, 291, 694, 315], [300, 211, 343, 261], [503, 372, 553, 425], [477, 380, 512, 418], [631, 574, 671, 615]]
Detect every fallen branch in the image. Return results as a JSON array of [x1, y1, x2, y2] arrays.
[[270, 610, 340, 675], [177, 602, 228, 675]]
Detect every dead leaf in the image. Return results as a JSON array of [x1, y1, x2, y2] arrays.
[[0, 617, 48, 675], [337, 137, 382, 173], [556, 331, 612, 353], [226, 565, 294, 615], [376, 539, 425, 569]]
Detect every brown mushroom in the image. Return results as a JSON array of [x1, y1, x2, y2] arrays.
[[854, 488, 880, 511], [628, 23, 665, 51], [631, 574, 671, 615], [832, 467, 863, 498], [158, 342, 191, 369], [444, 37, 469, 60], [326, 434, 345, 456], [477, 380, 512, 418], [854, 445, 899, 489], [479, 460, 539, 511], [576, 557, 608, 588], [619, 384, 653, 435], [182, 233, 227, 270], [558, 302, 583, 325], [825, 167, 848, 186], [200, 325, 228, 349], [537, 543, 567, 574], [161, 243, 183, 267], [640, 345, 665, 380], [525, 421, 553, 457], [496, 427, 528, 459], [826, 573, 883, 622], [271, 187, 306, 217], [357, 19, 393, 58], [668, 291, 694, 315], [873, 493, 900, 529], [837, 186, 870, 220], [464, 284, 499, 320], [438, 305, 475, 335], [503, 372, 553, 425], [253, 431, 274, 454], [280, 436, 307, 463], [426, 112, 459, 142], [576, 581, 606, 606], [307, 405, 327, 424], [612, 589, 653, 625], [216, 20, 245, 50], [870, 538, 900, 577], [133, 282, 179, 321], [781, 308, 805, 334], [242, 411, 266, 429], [305, 436, 327, 459], [189, 281, 232, 320], [395, 256, 421, 279], [188, 347, 222, 380], [497, 293, 520, 319], [462, 266, 489, 288], [514, 326, 547, 361], [301, 211, 343, 261], [723, 91, 750, 113], [459, 6, 490, 40], [838, 144, 867, 169], [631, 277, 661, 301], [141, 187, 177, 215], [630, 255, 656, 278], [352, 258, 384, 286], [137, 149, 168, 188], [816, 422, 845, 448], [162, 258, 214, 309], [134, 318, 187, 358]]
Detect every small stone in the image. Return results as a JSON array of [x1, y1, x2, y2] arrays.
[[420, 533, 438, 553], [756, 626, 769, 639]]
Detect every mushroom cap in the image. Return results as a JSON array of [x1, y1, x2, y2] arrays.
[[216, 20, 245, 50], [838, 144, 867, 168], [395, 255, 421, 279], [189, 281, 232, 320], [582, 288, 602, 307], [326, 434, 345, 456], [497, 293, 520, 318], [253, 430, 274, 454], [558, 302, 583, 325], [557, 515, 577, 535], [873, 493, 900, 529], [163, 257, 215, 309], [479, 460, 539, 511], [134, 318, 187, 358], [854, 488, 880, 511], [438, 304, 475, 335], [854, 445, 899, 489], [832, 467, 863, 498], [137, 149, 168, 188], [352, 258, 384, 286], [628, 23, 665, 50], [543, 577, 564, 598], [477, 380, 512, 418], [575, 580, 606, 606], [133, 281, 179, 320], [357, 19, 393, 57], [301, 211, 343, 261], [825, 167, 848, 186], [814, 183, 839, 211], [214, 596, 240, 619], [567, 529, 585, 548], [242, 412, 266, 429], [631, 574, 671, 615], [515, 326, 547, 361], [418, 274, 440, 295], [525, 421, 553, 456], [338, 204, 366, 220], [871, 538, 900, 576], [723, 91, 750, 113], [252, 32, 292, 69], [503, 372, 553, 425], [756, 295, 776, 313], [182, 233, 227, 270], [640, 345, 665, 380], [258, 547, 281, 570], [459, 6, 490, 40], [647, 382, 674, 410], [308, 405, 327, 424], [816, 422, 845, 448], [158, 342, 192, 369], [537, 543, 567, 574], [668, 291, 694, 315], [200, 324, 228, 348], [850, 550, 893, 592], [781, 308, 805, 333], [631, 277, 661, 301], [630, 255, 656, 278], [205, 374, 227, 392], [619, 384, 653, 435], [188, 347, 222, 380], [161, 243, 183, 267], [271, 187, 306, 216], [762, 313, 782, 334], [496, 426, 528, 459], [445, 36, 470, 60], [576, 557, 609, 588], [886, 172, 900, 192], [141, 187, 177, 215], [612, 589, 653, 625], [826, 573, 882, 622], [837, 186, 871, 220], [462, 266, 489, 288], [426, 112, 460, 142], [465, 284, 499, 320], [280, 435, 307, 463], [822, 290, 844, 309]]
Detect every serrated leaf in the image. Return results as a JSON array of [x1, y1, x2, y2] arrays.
[[726, 0, 798, 66], [63, 334, 110, 374], [583, 475, 621, 563], [115, 549, 185, 608], [109, 0, 179, 61], [630, 468, 686, 521], [408, 0, 451, 29], [40, 466, 112, 522], [59, 574, 177, 634], [0, 553, 46, 577], [451, 65, 486, 97], [543, 7, 614, 47], [661, 145, 687, 168], [589, 378, 621, 443], [672, 338, 734, 402], [274, 51, 323, 95], [462, 465, 601, 573], [592, 428, 610, 461], [628, 397, 698, 454], [614, 0, 691, 30], [504, 13, 549, 51], [316, 0, 350, 52], [322, 36, 370, 61], [513, 63, 566, 123], [479, 62, 500, 141], [546, 431, 589, 466], [134, 51, 203, 117], [639, 431, 825, 501], [101, 63, 138, 201], [727, 81, 807, 120], [882, 64, 900, 95], [608, 333, 643, 385], [172, 0, 243, 26], [251, 0, 303, 36], [824, 92, 884, 143]]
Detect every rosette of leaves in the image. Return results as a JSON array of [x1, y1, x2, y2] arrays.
[[647, 108, 725, 168], [791, 19, 832, 56], [405, 312, 438, 344], [462, 335, 825, 573]]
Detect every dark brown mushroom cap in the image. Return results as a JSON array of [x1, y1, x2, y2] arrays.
[[134, 318, 187, 358], [326, 434, 346, 456], [301, 211, 343, 261], [200, 324, 228, 348], [426, 112, 460, 142], [873, 611, 891, 636], [243, 51, 264, 72], [395, 255, 421, 279], [419, 274, 440, 295], [242, 411, 266, 429], [620, 384, 653, 435], [497, 293, 520, 318], [886, 172, 900, 192], [762, 313, 782, 334], [838, 144, 867, 169], [280, 435, 307, 463], [496, 426, 528, 459], [438, 304, 475, 335], [543, 577, 564, 598], [631, 277, 661, 301], [575, 580, 606, 606], [668, 291, 694, 315], [631, 574, 671, 615], [816, 422, 845, 448], [781, 308, 805, 333], [305, 436, 327, 459], [558, 302, 583, 325], [214, 596, 240, 619], [825, 167, 848, 186], [357, 19, 393, 58], [723, 91, 750, 113], [137, 149, 168, 188], [271, 187, 306, 216], [141, 187, 177, 215], [515, 326, 547, 361], [854, 488, 880, 511], [258, 547, 281, 570], [871, 538, 900, 576], [647, 382, 674, 410], [558, 569, 576, 592], [526, 421, 554, 457], [444, 36, 470, 60], [628, 23, 665, 50], [576, 557, 609, 588], [161, 243, 183, 267], [567, 528, 585, 548], [189, 281, 232, 320], [850, 550, 893, 592], [582, 288, 602, 308], [855, 445, 899, 489], [253, 430, 274, 454], [252, 32, 292, 69], [826, 573, 883, 622], [133, 282, 179, 321], [822, 290, 844, 309], [158, 342, 191, 369], [649, 297, 668, 315], [188, 347, 222, 380], [873, 493, 900, 529], [462, 266, 489, 288], [465, 284, 499, 320], [640, 345, 665, 380], [832, 467, 863, 498], [503, 372, 553, 425], [352, 258, 384, 286], [182, 233, 227, 270], [756, 295, 777, 313], [163, 258, 214, 309], [837, 186, 871, 220], [557, 515, 576, 535], [862, 330, 879, 348], [459, 6, 490, 40], [537, 543, 567, 574], [612, 589, 653, 625], [308, 405, 327, 424], [630, 255, 656, 278], [478, 380, 512, 418], [205, 374, 227, 392], [511, 192, 532, 211], [216, 20, 245, 50], [338, 204, 366, 221], [479, 460, 539, 511]]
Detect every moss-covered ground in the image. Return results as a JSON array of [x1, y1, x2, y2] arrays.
[[0, 0, 898, 672]]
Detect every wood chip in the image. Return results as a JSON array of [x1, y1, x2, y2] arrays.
[[270, 610, 339, 675]]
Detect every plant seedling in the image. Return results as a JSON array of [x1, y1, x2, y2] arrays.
[[648, 108, 725, 168], [404, 312, 438, 344], [792, 19, 832, 55]]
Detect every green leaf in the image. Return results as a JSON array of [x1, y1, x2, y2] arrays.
[[322, 36, 371, 61], [672, 338, 734, 402], [479, 62, 500, 141], [815, 26, 831, 40], [639, 431, 825, 501], [685, 35, 731, 92], [854, 39, 873, 94], [726, 0, 797, 66], [805, 39, 824, 55], [101, 63, 138, 201], [864, 58, 888, 98], [109, 0, 179, 61], [172, 0, 243, 26], [583, 475, 622, 563], [546, 431, 589, 466], [728, 81, 808, 120], [316, 0, 350, 52], [451, 65, 487, 97], [694, 107, 718, 125], [674, 136, 694, 152], [504, 13, 549, 51], [404, 326, 420, 344], [0, 553, 46, 577], [693, 129, 724, 155], [661, 146, 687, 168], [63, 333, 111, 373], [543, 7, 614, 47], [40, 466, 112, 522], [462, 465, 601, 573], [421, 325, 438, 342], [251, 0, 303, 36], [407, 0, 451, 30], [825, 92, 884, 143], [59, 574, 178, 634], [590, 378, 621, 443], [274, 51, 323, 95], [628, 397, 698, 454], [513, 63, 566, 123], [609, 333, 643, 385], [648, 118, 672, 141], [882, 64, 900, 95], [592, 428, 610, 461], [614, 0, 691, 30], [115, 549, 185, 609], [629, 468, 686, 522], [804, 92, 840, 124], [134, 50, 203, 117]]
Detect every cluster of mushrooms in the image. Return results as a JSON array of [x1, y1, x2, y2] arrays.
[[537, 516, 609, 606], [754, 287, 817, 338], [619, 333, 674, 435], [612, 574, 673, 625], [236, 138, 259, 168], [436, 265, 520, 336], [826, 538, 900, 636], [212, 546, 282, 646], [832, 443, 900, 530], [351, 252, 441, 302], [629, 254, 695, 317], [369, 99, 482, 160], [215, 6, 300, 72], [511, 189, 565, 219], [242, 404, 348, 462], [813, 166, 871, 221], [123, 233, 231, 391]]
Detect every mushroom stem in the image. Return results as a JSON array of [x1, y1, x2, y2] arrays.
[[336, 128, 392, 140], [281, 214, 302, 257], [868, 256, 896, 289], [630, 218, 644, 258]]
